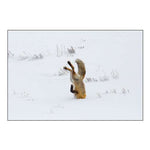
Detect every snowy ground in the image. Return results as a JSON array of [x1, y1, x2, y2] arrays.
[[8, 31, 143, 120]]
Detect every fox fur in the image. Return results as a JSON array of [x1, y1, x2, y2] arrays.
[[63, 59, 86, 99]]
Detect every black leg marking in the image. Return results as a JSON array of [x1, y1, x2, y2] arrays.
[[63, 66, 67, 70], [70, 84, 73, 92], [70, 84, 78, 94], [67, 61, 71, 65], [67, 61, 74, 70], [63, 66, 72, 71]]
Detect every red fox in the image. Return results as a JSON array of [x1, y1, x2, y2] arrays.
[[63, 59, 86, 99]]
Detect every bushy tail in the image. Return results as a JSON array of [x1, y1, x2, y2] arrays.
[[75, 59, 86, 80]]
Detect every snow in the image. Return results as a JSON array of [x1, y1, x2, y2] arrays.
[[8, 31, 143, 120]]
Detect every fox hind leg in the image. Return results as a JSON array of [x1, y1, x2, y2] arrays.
[[67, 61, 75, 71], [63, 66, 72, 72], [64, 60, 75, 72]]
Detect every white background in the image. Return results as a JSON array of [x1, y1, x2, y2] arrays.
[[8, 31, 142, 120], [0, 0, 148, 150]]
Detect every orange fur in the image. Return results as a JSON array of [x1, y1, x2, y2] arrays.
[[63, 59, 86, 99]]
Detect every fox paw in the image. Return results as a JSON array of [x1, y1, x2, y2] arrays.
[[67, 61, 71, 66], [63, 66, 67, 70]]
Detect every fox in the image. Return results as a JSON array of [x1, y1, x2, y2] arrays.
[[63, 59, 86, 99]]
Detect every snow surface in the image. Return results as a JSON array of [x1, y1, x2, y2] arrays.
[[8, 31, 143, 120]]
